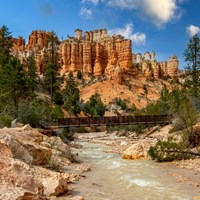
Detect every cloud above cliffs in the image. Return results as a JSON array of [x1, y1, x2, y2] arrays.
[[186, 25, 200, 37], [106, 0, 183, 27], [81, 0, 185, 27], [79, 7, 93, 18], [81, 0, 99, 6], [108, 23, 146, 45]]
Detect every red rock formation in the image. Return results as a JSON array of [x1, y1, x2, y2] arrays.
[[167, 55, 178, 78], [160, 62, 168, 78], [94, 43, 104, 76], [12, 36, 25, 50], [11, 29, 178, 80], [60, 30, 132, 77], [151, 61, 160, 79], [132, 51, 179, 79], [119, 39, 132, 71], [105, 63, 122, 84], [83, 41, 92, 74], [27, 30, 50, 49], [71, 43, 78, 72], [142, 61, 153, 80]]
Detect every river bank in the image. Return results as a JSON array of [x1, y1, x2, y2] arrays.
[[0, 124, 199, 199], [72, 140, 200, 200], [0, 125, 87, 200], [73, 125, 200, 199]]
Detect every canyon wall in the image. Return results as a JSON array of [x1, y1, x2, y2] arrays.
[[60, 29, 132, 77], [133, 51, 178, 79], [11, 29, 178, 80]]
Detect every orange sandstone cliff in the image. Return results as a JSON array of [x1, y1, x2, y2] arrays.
[[11, 29, 179, 82]]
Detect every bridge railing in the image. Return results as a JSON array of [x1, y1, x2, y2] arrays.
[[57, 115, 172, 127]]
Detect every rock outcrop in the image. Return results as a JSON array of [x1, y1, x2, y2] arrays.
[[12, 36, 25, 51], [11, 29, 178, 80], [122, 125, 172, 160], [60, 29, 132, 77], [27, 30, 50, 49], [122, 140, 156, 160], [133, 51, 179, 79], [0, 126, 86, 199]]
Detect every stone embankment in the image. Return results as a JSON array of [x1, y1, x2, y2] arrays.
[[0, 125, 88, 200]]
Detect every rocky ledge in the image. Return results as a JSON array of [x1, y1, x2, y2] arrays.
[[0, 125, 89, 200]]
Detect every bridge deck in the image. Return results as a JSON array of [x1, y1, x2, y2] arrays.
[[47, 115, 172, 128]]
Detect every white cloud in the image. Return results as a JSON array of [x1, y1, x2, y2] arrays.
[[187, 25, 200, 37], [81, 0, 99, 6], [108, 23, 146, 45], [106, 0, 139, 9], [105, 0, 183, 27], [131, 32, 146, 45], [139, 0, 180, 27], [80, 0, 185, 27], [79, 7, 93, 18]]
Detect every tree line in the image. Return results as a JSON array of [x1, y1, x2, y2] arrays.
[[145, 34, 200, 161], [0, 25, 106, 128]]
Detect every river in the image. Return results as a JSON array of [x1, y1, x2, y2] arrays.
[[73, 140, 200, 200]]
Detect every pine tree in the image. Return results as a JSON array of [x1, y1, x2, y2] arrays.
[[44, 31, 62, 102], [0, 25, 12, 67], [25, 52, 38, 94], [84, 93, 106, 117], [1, 57, 27, 117], [0, 25, 13, 115], [64, 72, 81, 114], [184, 34, 200, 97]]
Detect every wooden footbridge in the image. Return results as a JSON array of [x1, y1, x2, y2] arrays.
[[47, 115, 172, 129]]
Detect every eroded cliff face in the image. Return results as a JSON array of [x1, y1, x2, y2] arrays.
[[133, 51, 179, 80], [12, 30, 53, 74], [11, 29, 178, 81], [60, 29, 132, 78]]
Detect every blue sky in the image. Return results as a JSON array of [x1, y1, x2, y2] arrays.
[[0, 0, 199, 69]]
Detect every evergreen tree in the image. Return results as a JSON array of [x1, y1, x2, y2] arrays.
[[64, 72, 81, 114], [77, 70, 82, 80], [0, 25, 12, 67], [0, 25, 13, 116], [184, 34, 200, 97], [84, 93, 106, 117], [1, 57, 27, 117], [44, 31, 62, 102], [25, 52, 38, 94]]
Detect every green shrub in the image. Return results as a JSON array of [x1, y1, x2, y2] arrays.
[[84, 93, 106, 117], [50, 105, 64, 122], [113, 97, 127, 110], [53, 90, 64, 106], [60, 128, 74, 141], [148, 138, 192, 162], [63, 72, 81, 115], [127, 124, 146, 135], [77, 70, 82, 80], [0, 114, 12, 127], [18, 99, 51, 127], [107, 124, 147, 135]]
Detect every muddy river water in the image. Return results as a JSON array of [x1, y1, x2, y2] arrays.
[[73, 141, 200, 200]]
